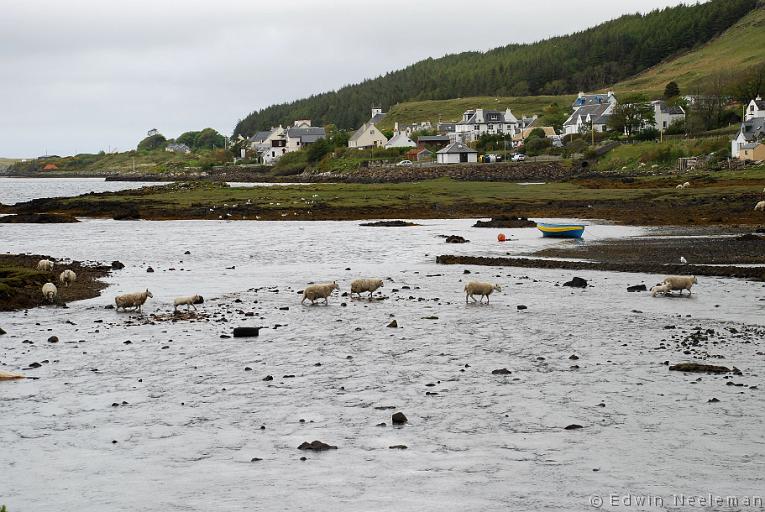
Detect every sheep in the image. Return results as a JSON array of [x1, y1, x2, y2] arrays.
[[650, 283, 671, 297], [682, 182, 690, 188], [301, 282, 338, 305], [36, 259, 54, 272], [350, 278, 384, 299], [115, 289, 153, 312], [464, 281, 502, 304], [59, 269, 77, 287], [675, 184, 684, 190], [174, 294, 204, 312], [41, 282, 57, 303], [754, 201, 765, 212], [662, 275, 698, 296]]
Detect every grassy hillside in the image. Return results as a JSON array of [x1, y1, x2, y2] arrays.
[[376, 95, 574, 131], [0, 158, 22, 171], [616, 4, 765, 93], [234, 0, 757, 136]]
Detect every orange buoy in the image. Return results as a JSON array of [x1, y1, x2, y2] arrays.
[[497, 233, 507, 242]]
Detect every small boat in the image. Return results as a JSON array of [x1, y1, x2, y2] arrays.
[[537, 223, 586, 239]]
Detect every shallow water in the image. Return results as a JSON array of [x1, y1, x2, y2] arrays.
[[1, 218, 764, 511], [0, 177, 159, 205]]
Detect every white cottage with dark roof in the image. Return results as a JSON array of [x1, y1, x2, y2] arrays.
[[745, 96, 765, 121], [436, 142, 478, 164], [455, 108, 519, 142]]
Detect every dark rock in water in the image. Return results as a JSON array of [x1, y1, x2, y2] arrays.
[[146, 267, 155, 273], [389, 445, 408, 449], [463, 269, 471, 274], [297, 440, 337, 451], [708, 398, 720, 403], [473, 216, 536, 228], [445, 235, 469, 244], [0, 213, 79, 224], [492, 368, 512, 375], [517, 305, 528, 310], [569, 354, 579, 360], [387, 320, 398, 328], [564, 424, 583, 430], [737, 233, 765, 241], [250, 457, 262, 462], [233, 327, 261, 338], [111, 261, 125, 270], [0, 327, 6, 335], [47, 336, 59, 343], [184, 250, 191, 255], [113, 208, 141, 221], [359, 220, 419, 227], [391, 412, 408, 425], [263, 375, 273, 381], [27, 362, 42, 369], [279, 306, 289, 311], [563, 277, 587, 288], [669, 363, 731, 374], [627, 284, 647, 292]]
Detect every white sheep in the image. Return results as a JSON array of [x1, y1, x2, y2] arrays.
[[301, 282, 339, 305], [650, 283, 671, 297], [350, 278, 384, 298], [59, 269, 77, 287], [682, 182, 690, 188], [675, 184, 684, 189], [36, 259, 54, 272], [464, 281, 501, 303], [662, 275, 698, 296], [115, 289, 153, 312], [754, 201, 765, 212], [41, 282, 57, 303], [174, 294, 204, 312]]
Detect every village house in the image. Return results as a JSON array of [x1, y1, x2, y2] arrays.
[[455, 108, 519, 142], [348, 108, 388, 149], [436, 141, 478, 164], [248, 120, 326, 165], [651, 100, 685, 131], [405, 147, 434, 162], [739, 142, 765, 161], [745, 95, 765, 121], [286, 123, 327, 153], [417, 135, 451, 149], [385, 131, 417, 149], [732, 116, 765, 159], [165, 143, 191, 154], [563, 91, 618, 136]]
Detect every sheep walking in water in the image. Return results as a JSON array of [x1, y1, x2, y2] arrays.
[[301, 282, 338, 305], [41, 282, 57, 303], [464, 281, 501, 304], [174, 294, 204, 312], [59, 269, 77, 287], [115, 289, 153, 312], [351, 278, 384, 299], [650, 283, 671, 297], [662, 276, 698, 296], [36, 259, 54, 272]]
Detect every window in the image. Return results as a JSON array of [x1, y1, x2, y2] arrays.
[[488, 124, 493, 130], [370, 130, 375, 134], [474, 125, 480, 130]]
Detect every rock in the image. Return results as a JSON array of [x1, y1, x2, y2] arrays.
[[564, 424, 583, 430], [0, 327, 6, 335], [563, 277, 587, 288], [113, 208, 140, 221], [250, 457, 262, 462], [233, 327, 261, 338], [708, 398, 720, 403], [47, 336, 59, 343], [473, 216, 536, 228], [391, 412, 408, 425], [359, 220, 419, 227], [669, 363, 731, 374], [516, 305, 527, 310], [737, 233, 765, 241], [463, 269, 471, 274], [297, 440, 337, 451], [389, 445, 408, 449], [444, 235, 469, 244], [0, 213, 79, 223], [263, 375, 273, 381], [491, 368, 512, 375], [627, 284, 647, 292], [184, 250, 191, 255], [146, 267, 155, 273], [387, 320, 398, 328], [111, 261, 125, 270], [569, 354, 579, 360]]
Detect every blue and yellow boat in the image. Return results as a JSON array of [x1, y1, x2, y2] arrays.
[[537, 223, 586, 239]]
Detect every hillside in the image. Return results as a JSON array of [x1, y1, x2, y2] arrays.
[[234, 0, 757, 136], [616, 4, 765, 93]]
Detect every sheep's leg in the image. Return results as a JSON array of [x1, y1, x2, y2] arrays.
[[469, 294, 477, 303], [324, 296, 329, 305], [465, 293, 469, 303], [368, 291, 373, 299], [301, 296, 306, 304], [191, 303, 197, 310], [486, 295, 490, 304]]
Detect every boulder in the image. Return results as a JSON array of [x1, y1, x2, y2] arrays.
[[492, 368, 512, 375], [111, 261, 125, 270], [627, 284, 647, 292], [387, 320, 398, 328], [444, 235, 469, 244], [233, 327, 261, 338], [669, 363, 731, 374], [359, 220, 419, 227], [391, 412, 408, 425], [563, 277, 588, 288], [297, 440, 337, 451]]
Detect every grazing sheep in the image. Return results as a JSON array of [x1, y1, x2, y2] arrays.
[[464, 281, 502, 304], [650, 283, 671, 297], [41, 282, 57, 303], [59, 269, 77, 287], [662, 275, 698, 296], [36, 259, 54, 272], [754, 201, 765, 212], [350, 278, 384, 299], [675, 184, 684, 189], [682, 182, 690, 188], [174, 294, 204, 312], [115, 289, 153, 312], [301, 282, 339, 305]]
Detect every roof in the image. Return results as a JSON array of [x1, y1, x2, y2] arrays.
[[752, 97, 765, 109], [515, 126, 557, 140], [167, 143, 191, 151], [386, 133, 416, 147], [249, 130, 273, 143], [572, 93, 616, 109], [654, 101, 685, 115], [286, 127, 326, 144], [564, 103, 612, 127], [42, 163, 58, 170], [457, 109, 518, 126], [436, 142, 478, 154], [418, 135, 451, 143], [370, 113, 386, 125], [739, 117, 765, 142]]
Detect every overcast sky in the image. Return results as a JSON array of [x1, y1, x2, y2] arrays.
[[0, 0, 692, 157]]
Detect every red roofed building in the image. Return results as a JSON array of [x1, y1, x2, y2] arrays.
[[42, 163, 58, 171]]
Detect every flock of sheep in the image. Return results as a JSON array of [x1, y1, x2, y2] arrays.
[[36, 259, 77, 303], [676, 183, 765, 212]]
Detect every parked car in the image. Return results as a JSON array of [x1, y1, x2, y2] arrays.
[[396, 160, 413, 166], [512, 153, 526, 162]]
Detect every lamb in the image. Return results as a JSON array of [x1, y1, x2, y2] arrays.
[[41, 282, 57, 303], [59, 269, 77, 287], [650, 283, 671, 297], [662, 275, 698, 296], [174, 294, 204, 312], [754, 201, 765, 212], [464, 281, 502, 304], [350, 278, 384, 299], [301, 282, 339, 305], [682, 182, 691, 188], [115, 289, 153, 312], [36, 259, 54, 272]]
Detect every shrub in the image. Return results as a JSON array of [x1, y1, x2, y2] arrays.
[[137, 134, 167, 151]]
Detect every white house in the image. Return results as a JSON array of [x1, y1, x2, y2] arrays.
[[165, 143, 191, 154], [563, 101, 617, 136], [572, 91, 617, 110], [286, 125, 326, 153], [247, 120, 325, 165], [436, 142, 478, 164], [745, 96, 765, 121], [455, 108, 519, 142], [731, 117, 765, 159], [348, 108, 388, 149], [652, 101, 685, 131], [385, 132, 417, 149]]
